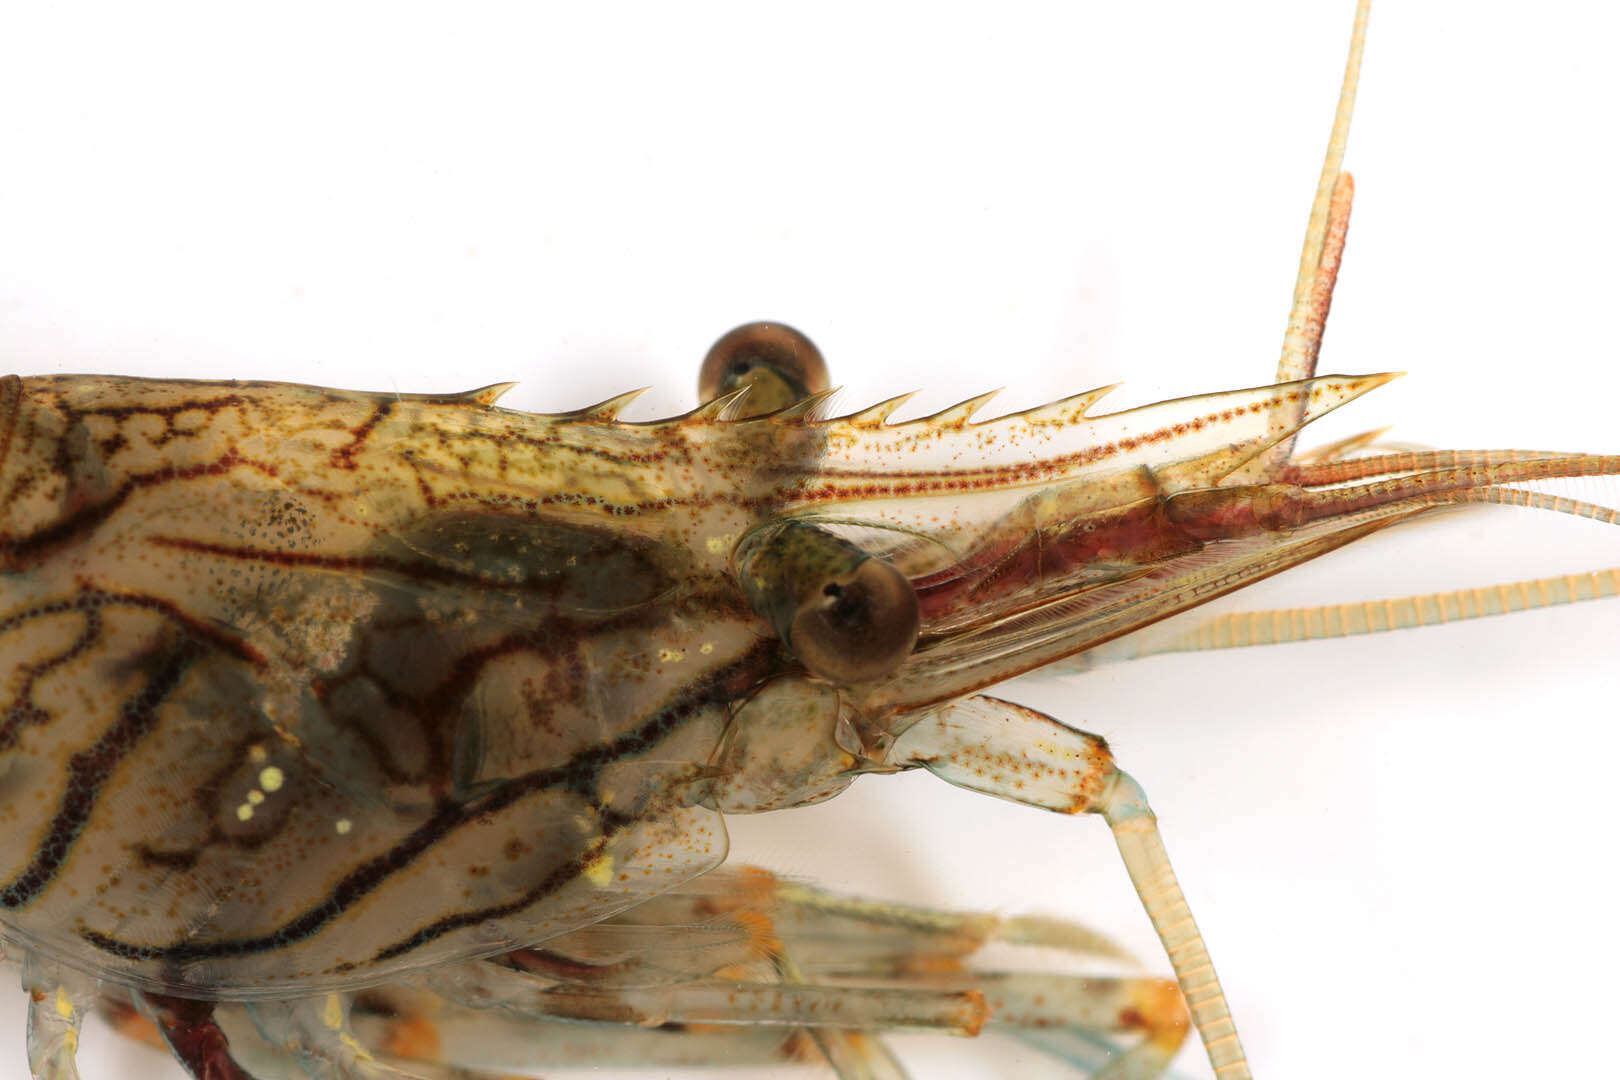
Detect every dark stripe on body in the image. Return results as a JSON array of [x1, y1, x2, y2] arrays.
[[145, 538, 590, 592], [0, 605, 101, 752], [0, 452, 281, 565], [329, 401, 395, 470], [0, 639, 198, 908], [371, 836, 612, 963], [80, 646, 768, 964]]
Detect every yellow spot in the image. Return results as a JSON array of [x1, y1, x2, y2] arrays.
[[246, 790, 265, 806], [335, 818, 353, 835], [341, 1031, 374, 1059], [54, 987, 73, 1020], [259, 766, 285, 792], [699, 642, 714, 655], [658, 648, 684, 663], [236, 804, 254, 822], [248, 744, 268, 764], [323, 992, 344, 1030], [582, 853, 614, 887]]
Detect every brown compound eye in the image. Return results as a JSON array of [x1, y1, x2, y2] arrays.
[[789, 557, 920, 685], [733, 521, 920, 685], [699, 321, 829, 418]]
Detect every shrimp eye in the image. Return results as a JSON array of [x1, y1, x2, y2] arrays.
[[733, 522, 920, 685], [699, 321, 829, 417], [790, 557, 919, 684]]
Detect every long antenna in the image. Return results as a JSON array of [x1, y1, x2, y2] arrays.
[[1237, 0, 1371, 484]]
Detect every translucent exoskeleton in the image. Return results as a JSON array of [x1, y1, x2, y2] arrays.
[[0, 4, 1617, 1080]]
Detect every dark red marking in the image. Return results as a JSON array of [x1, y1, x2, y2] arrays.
[[913, 499, 1204, 622], [143, 994, 256, 1080], [370, 839, 606, 962], [0, 638, 197, 908], [67, 394, 246, 421], [504, 945, 632, 981], [329, 400, 395, 470], [0, 451, 281, 567], [54, 586, 266, 667], [80, 644, 773, 964], [146, 536, 561, 590], [0, 604, 101, 753]]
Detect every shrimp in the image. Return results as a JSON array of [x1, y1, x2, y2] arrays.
[[0, 4, 1615, 1080]]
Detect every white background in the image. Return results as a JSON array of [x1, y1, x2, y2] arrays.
[[1, 2, 1617, 1078]]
